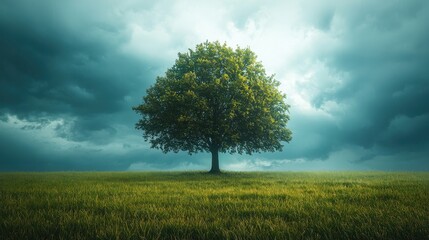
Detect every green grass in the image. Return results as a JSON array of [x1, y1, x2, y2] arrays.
[[0, 172, 428, 240]]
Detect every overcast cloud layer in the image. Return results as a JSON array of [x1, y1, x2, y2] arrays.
[[1, 0, 428, 171]]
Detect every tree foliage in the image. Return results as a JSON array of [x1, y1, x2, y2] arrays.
[[133, 41, 292, 171]]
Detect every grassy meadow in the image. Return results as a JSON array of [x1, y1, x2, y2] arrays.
[[0, 171, 428, 240]]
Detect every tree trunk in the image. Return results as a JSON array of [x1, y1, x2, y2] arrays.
[[209, 149, 220, 173]]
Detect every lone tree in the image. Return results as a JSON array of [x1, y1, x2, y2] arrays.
[[133, 41, 292, 173]]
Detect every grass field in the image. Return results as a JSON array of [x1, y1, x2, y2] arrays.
[[0, 172, 428, 240]]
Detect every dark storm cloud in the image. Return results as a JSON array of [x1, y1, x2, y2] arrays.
[[316, 1, 429, 161], [0, 8, 141, 117], [0, 0, 157, 142], [1, 0, 428, 171]]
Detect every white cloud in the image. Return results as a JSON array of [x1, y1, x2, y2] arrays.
[[0, 114, 145, 155]]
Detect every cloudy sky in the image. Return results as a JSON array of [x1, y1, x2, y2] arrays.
[[1, 0, 428, 171]]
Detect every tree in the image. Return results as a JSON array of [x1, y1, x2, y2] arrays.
[[133, 41, 292, 173]]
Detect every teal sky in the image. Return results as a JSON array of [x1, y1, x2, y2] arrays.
[[1, 0, 428, 171]]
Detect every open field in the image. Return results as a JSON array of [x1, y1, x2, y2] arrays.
[[0, 171, 428, 239]]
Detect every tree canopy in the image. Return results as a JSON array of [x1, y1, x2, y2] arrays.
[[133, 41, 292, 173]]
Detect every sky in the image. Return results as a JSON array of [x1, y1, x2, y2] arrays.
[[1, 0, 428, 171]]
